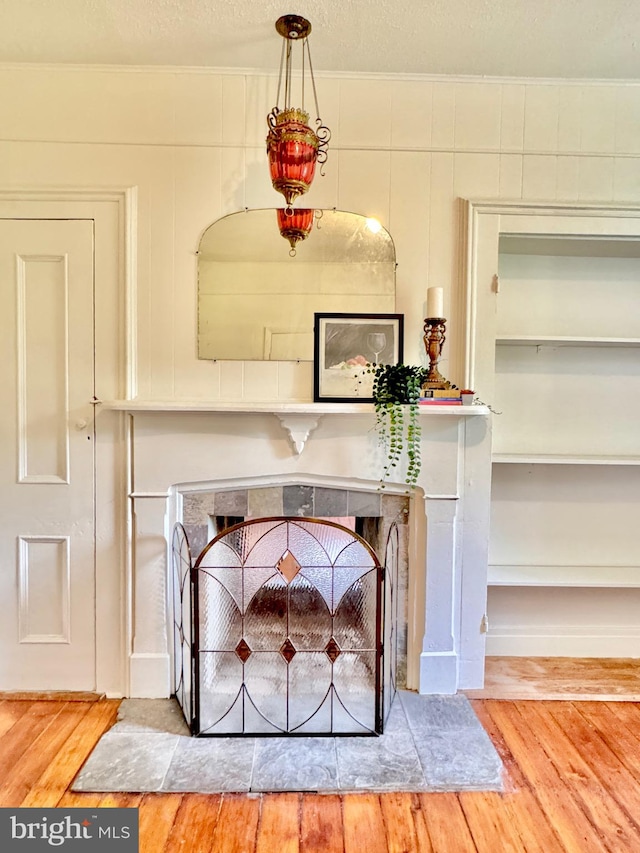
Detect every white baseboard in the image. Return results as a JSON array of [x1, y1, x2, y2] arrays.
[[457, 655, 486, 690], [418, 651, 458, 694], [129, 652, 171, 698], [486, 625, 640, 657]]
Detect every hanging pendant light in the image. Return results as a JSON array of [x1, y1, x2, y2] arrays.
[[276, 207, 315, 255], [266, 15, 330, 208]]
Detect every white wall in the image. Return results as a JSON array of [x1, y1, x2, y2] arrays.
[[2, 66, 640, 403], [2, 64, 640, 663]]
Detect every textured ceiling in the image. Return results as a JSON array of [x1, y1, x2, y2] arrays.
[[1, 0, 639, 79]]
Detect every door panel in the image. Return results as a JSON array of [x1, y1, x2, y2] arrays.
[[0, 219, 95, 690]]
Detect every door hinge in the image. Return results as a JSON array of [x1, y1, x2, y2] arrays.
[[480, 614, 489, 634], [492, 274, 500, 293]]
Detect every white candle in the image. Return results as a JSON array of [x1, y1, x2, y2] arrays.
[[426, 287, 444, 318]]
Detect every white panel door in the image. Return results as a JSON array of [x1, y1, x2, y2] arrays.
[[0, 219, 96, 690]]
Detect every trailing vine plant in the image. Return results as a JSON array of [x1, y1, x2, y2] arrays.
[[369, 363, 428, 489], [360, 364, 499, 489]]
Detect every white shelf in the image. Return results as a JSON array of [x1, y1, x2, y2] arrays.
[[101, 399, 489, 416], [499, 235, 640, 259], [492, 453, 640, 466], [495, 335, 640, 347], [488, 564, 640, 588]]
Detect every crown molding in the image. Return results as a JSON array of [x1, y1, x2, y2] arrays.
[[0, 61, 639, 88]]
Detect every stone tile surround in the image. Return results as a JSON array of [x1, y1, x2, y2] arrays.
[[180, 484, 410, 687], [182, 485, 407, 560], [72, 692, 504, 794]]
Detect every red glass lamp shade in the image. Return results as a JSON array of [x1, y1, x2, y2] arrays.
[[277, 207, 315, 252], [267, 108, 319, 206], [266, 16, 330, 206]]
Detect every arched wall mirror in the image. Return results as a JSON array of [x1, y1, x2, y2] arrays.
[[197, 209, 397, 361]]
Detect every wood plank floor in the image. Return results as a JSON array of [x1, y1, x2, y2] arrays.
[[1, 695, 640, 851]]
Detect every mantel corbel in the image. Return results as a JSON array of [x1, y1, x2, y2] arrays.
[[274, 413, 322, 455]]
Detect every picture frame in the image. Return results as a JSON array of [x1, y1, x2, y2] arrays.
[[313, 313, 404, 402]]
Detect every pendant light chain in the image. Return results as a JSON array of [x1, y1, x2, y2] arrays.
[[275, 38, 286, 113], [305, 39, 321, 126], [301, 37, 306, 113], [284, 40, 292, 110]]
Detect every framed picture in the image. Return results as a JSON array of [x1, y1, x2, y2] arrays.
[[314, 313, 404, 402]]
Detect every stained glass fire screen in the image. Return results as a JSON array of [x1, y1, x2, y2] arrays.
[[172, 516, 398, 736]]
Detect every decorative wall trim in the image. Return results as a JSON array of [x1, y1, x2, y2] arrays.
[[16, 253, 70, 484], [123, 186, 138, 400], [173, 471, 414, 497], [18, 535, 71, 644], [3, 61, 640, 88]]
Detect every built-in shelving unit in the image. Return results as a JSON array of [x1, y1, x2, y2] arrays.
[[466, 202, 640, 656]]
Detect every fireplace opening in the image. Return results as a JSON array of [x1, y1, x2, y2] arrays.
[[172, 515, 400, 736]]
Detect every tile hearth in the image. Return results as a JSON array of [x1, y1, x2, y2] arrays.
[[72, 691, 503, 794]]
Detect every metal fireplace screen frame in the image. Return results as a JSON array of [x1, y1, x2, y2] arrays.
[[172, 516, 398, 737]]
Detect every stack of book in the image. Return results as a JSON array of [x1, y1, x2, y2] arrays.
[[419, 389, 462, 405]]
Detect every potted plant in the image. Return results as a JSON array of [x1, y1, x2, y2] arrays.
[[369, 363, 428, 488]]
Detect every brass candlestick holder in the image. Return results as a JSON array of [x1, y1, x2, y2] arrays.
[[422, 317, 453, 390]]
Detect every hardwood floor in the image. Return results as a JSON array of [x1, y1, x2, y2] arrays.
[[1, 694, 640, 851]]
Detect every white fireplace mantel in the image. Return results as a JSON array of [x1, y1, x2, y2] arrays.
[[110, 400, 492, 699], [103, 400, 489, 415], [104, 399, 489, 455]]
